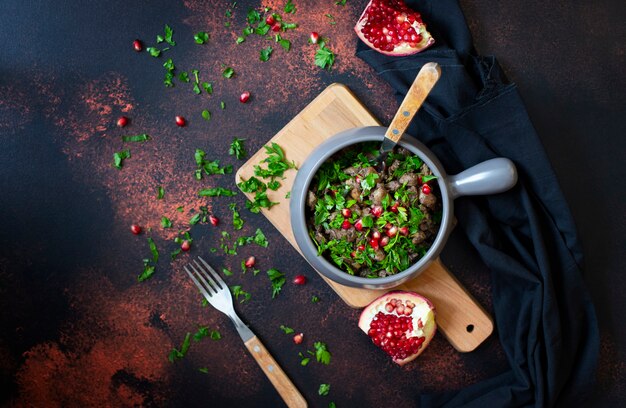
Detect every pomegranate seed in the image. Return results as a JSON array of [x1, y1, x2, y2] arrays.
[[354, 219, 364, 231], [396, 304, 405, 314], [390, 203, 399, 213], [175, 116, 186, 127], [357, 244, 365, 251], [293, 333, 304, 344], [130, 224, 142, 235], [355, 176, 361, 184], [266, 15, 275, 25], [372, 231, 381, 240], [133, 39, 143, 52], [341, 219, 351, 230], [271, 22, 281, 32], [117, 116, 129, 127], [310, 32, 319, 44], [239, 91, 250, 103], [293, 275, 307, 285], [387, 226, 398, 237], [181, 240, 191, 251], [385, 303, 394, 312], [341, 208, 351, 217], [245, 256, 255, 268], [381, 236, 390, 246], [369, 238, 379, 249], [209, 215, 219, 226], [371, 206, 382, 217], [399, 226, 409, 236], [421, 184, 431, 195]]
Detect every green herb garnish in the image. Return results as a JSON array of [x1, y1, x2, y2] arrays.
[[222, 67, 235, 78], [315, 40, 335, 70], [198, 187, 237, 197], [229, 203, 244, 230], [157, 186, 165, 199], [122, 134, 151, 143], [201, 110, 211, 121], [260, 46, 273, 62], [229, 138, 247, 159], [113, 149, 131, 169], [280, 325, 295, 334], [318, 384, 331, 396], [161, 216, 172, 228], [194, 31, 210, 44], [284, 0, 296, 13], [314, 341, 331, 364], [230, 285, 251, 303], [267, 268, 285, 298], [168, 332, 191, 362]]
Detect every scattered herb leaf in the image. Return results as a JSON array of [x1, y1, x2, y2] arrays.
[[194, 31, 210, 44], [230, 285, 251, 303], [222, 67, 235, 78], [314, 341, 331, 364], [284, 0, 296, 13], [122, 134, 151, 143], [201, 110, 211, 121], [319, 384, 331, 396], [229, 138, 247, 159], [260, 46, 273, 62], [168, 332, 191, 362], [280, 325, 295, 334], [113, 149, 131, 169], [198, 187, 237, 197], [267, 268, 286, 298], [157, 186, 165, 199]]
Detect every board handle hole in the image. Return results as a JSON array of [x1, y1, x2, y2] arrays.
[[466, 324, 474, 333]]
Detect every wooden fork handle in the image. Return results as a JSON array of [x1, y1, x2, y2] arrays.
[[244, 336, 307, 408], [384, 61, 441, 143]]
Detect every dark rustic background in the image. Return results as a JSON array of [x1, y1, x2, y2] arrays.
[[1, 0, 624, 407]]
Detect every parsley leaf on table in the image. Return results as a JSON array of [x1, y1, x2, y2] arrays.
[[168, 332, 191, 362], [113, 149, 131, 169], [122, 134, 150, 142], [157, 186, 164, 199], [163, 24, 176, 46], [284, 0, 296, 13], [146, 47, 161, 57], [160, 216, 172, 228], [267, 268, 286, 298], [138, 259, 155, 282], [230, 285, 251, 303], [229, 203, 244, 230], [319, 383, 331, 396], [198, 187, 237, 197], [280, 325, 295, 334], [260, 46, 273, 62], [314, 341, 331, 364], [229, 138, 247, 159], [194, 31, 210, 44], [201, 110, 211, 121], [222, 66, 235, 78], [194, 149, 233, 179], [315, 41, 335, 70]]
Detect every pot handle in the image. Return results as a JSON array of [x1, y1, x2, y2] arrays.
[[448, 158, 517, 199]]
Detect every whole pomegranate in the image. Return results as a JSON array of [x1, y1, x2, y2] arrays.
[[354, 0, 434, 56], [358, 291, 436, 365]]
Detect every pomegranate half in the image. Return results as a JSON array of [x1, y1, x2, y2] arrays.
[[354, 0, 435, 56], [358, 291, 436, 365]]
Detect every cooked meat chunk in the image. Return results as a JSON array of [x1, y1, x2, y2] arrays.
[[419, 190, 438, 209], [399, 172, 420, 186], [385, 180, 401, 192], [328, 227, 357, 242], [307, 191, 318, 210], [373, 249, 386, 262], [412, 231, 427, 245], [370, 184, 388, 205]]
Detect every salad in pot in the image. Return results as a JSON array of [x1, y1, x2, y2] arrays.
[[306, 142, 442, 278]]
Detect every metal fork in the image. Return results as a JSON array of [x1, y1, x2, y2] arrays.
[[185, 257, 307, 408]]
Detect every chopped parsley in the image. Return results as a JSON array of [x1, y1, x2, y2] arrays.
[[275, 34, 291, 51], [314, 341, 331, 364], [335, 0, 347, 5], [315, 40, 335, 70], [253, 228, 268, 247], [193, 326, 221, 341], [325, 14, 337, 25], [122, 134, 151, 142], [318, 384, 331, 396], [113, 149, 131, 169], [157, 186, 165, 199], [222, 66, 235, 78], [194, 31, 210, 44], [202, 82, 213, 94], [220, 101, 225, 109], [198, 367, 209, 374], [230, 285, 251, 303], [260, 46, 273, 62], [168, 332, 191, 362], [299, 352, 310, 366], [138, 259, 155, 282], [148, 237, 159, 262], [229, 203, 244, 230], [160, 24, 176, 46], [178, 72, 190, 82], [189, 213, 201, 225], [146, 47, 161, 57], [222, 267, 233, 276], [311, 295, 320, 303], [267, 268, 286, 298], [267, 180, 280, 191], [229, 138, 247, 159], [161, 216, 172, 228], [254, 143, 297, 178], [198, 187, 237, 197], [280, 325, 294, 334], [201, 110, 211, 121], [194, 149, 233, 179], [284, 0, 296, 13], [163, 58, 175, 87]]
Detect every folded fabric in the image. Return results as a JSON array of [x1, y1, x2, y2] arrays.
[[356, 1, 599, 406]]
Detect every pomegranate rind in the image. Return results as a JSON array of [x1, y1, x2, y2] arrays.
[[358, 291, 436, 365], [354, 0, 435, 57]]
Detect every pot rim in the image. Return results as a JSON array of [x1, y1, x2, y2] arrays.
[[290, 126, 455, 289]]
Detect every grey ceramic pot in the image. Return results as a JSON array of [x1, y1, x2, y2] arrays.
[[290, 126, 518, 289]]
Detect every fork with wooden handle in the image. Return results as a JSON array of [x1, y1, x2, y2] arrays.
[[184, 256, 307, 408]]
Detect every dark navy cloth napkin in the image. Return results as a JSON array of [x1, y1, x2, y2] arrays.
[[356, 1, 599, 406]]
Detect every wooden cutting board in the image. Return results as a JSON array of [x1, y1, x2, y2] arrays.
[[235, 84, 493, 352]]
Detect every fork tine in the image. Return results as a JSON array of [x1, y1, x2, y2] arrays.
[[184, 265, 215, 299], [197, 256, 227, 289], [187, 262, 219, 295]]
